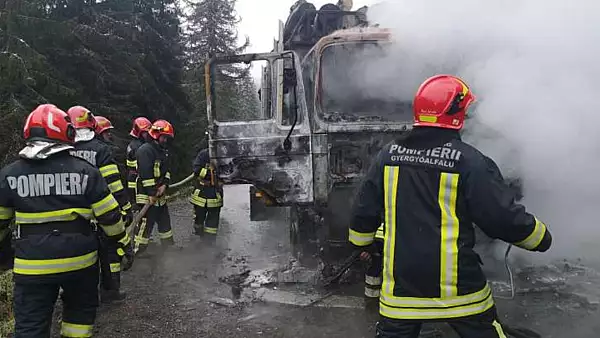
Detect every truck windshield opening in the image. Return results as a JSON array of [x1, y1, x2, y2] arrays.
[[319, 42, 413, 123]]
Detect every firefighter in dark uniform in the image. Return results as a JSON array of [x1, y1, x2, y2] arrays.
[[67, 106, 133, 303], [350, 75, 553, 338], [126, 117, 152, 210], [190, 148, 223, 236], [0, 104, 133, 337], [134, 119, 175, 254]]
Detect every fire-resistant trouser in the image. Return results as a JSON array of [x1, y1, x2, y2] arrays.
[[13, 264, 99, 338], [128, 187, 139, 212], [193, 206, 221, 235], [365, 239, 384, 298], [134, 204, 173, 252], [375, 307, 507, 338], [189, 185, 223, 235], [98, 231, 122, 291]]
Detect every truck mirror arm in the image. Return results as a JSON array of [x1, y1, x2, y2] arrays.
[[282, 54, 299, 153]]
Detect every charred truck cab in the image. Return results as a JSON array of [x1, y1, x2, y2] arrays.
[[205, 1, 411, 259]]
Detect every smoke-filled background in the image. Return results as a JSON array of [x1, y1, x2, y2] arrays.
[[357, 0, 600, 262]]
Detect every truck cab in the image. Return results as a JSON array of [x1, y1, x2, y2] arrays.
[[205, 2, 412, 258]]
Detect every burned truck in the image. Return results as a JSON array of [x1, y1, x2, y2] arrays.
[[205, 1, 408, 258], [204, 1, 521, 259]]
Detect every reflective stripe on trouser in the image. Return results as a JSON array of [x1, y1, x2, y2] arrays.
[[134, 204, 173, 252], [97, 230, 121, 293], [374, 307, 507, 338], [193, 205, 221, 235], [375, 223, 385, 240], [366, 248, 383, 298], [13, 265, 99, 338], [189, 188, 223, 208]]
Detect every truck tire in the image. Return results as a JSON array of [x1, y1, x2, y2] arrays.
[[289, 204, 317, 262]]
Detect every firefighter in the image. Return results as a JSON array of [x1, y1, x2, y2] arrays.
[[126, 117, 152, 210], [364, 222, 384, 300], [349, 75, 553, 338], [0, 104, 133, 337], [94, 115, 115, 144], [67, 106, 133, 303], [134, 119, 175, 254], [189, 148, 223, 236]]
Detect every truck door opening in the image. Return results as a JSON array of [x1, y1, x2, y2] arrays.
[[205, 52, 314, 206]]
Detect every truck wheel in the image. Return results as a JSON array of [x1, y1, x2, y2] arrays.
[[289, 205, 316, 262]]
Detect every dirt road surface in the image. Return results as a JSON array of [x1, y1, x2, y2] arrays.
[[63, 185, 600, 337]]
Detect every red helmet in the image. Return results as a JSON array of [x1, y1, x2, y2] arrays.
[[94, 116, 114, 135], [67, 106, 96, 130], [130, 117, 152, 138], [23, 104, 75, 143], [149, 119, 175, 140], [413, 75, 476, 130]]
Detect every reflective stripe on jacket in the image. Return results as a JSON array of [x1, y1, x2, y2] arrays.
[[136, 142, 171, 206]]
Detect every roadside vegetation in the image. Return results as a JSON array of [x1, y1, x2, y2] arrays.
[[0, 270, 14, 337]]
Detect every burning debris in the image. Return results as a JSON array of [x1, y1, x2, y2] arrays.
[[218, 257, 600, 317]]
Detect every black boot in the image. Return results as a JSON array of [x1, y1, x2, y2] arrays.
[[161, 237, 175, 246], [193, 224, 204, 236], [101, 272, 127, 303], [161, 236, 180, 252]]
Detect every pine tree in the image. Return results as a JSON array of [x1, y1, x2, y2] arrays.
[[0, 0, 193, 176], [183, 0, 260, 123]]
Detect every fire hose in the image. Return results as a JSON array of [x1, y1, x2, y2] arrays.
[[496, 218, 553, 301]]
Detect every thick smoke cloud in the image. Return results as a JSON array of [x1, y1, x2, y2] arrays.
[[366, 0, 600, 261]]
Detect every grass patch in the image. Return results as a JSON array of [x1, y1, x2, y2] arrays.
[[0, 270, 14, 337]]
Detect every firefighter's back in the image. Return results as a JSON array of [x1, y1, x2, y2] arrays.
[[70, 137, 109, 167], [2, 153, 101, 282], [381, 128, 490, 298]]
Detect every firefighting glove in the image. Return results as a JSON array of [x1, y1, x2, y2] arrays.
[[117, 234, 135, 271], [355, 242, 379, 263]]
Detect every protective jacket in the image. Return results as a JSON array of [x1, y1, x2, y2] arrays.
[[0, 146, 127, 283], [70, 137, 132, 213], [189, 149, 223, 208], [350, 127, 552, 321], [136, 142, 171, 206], [126, 138, 144, 192]]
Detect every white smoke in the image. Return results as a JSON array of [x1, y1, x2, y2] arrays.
[[366, 0, 600, 260]]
